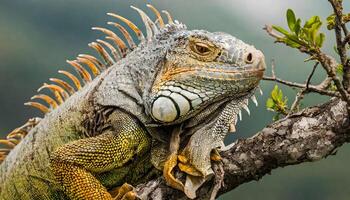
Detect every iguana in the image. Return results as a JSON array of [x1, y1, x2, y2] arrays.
[[0, 4, 265, 200]]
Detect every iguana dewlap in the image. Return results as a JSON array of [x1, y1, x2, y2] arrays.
[[0, 4, 265, 200]]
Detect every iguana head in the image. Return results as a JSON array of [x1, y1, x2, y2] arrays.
[[149, 29, 265, 123]]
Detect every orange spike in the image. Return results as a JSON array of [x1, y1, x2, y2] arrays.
[[107, 21, 137, 49], [76, 57, 101, 76], [58, 70, 82, 90], [0, 139, 16, 148], [162, 10, 174, 24], [31, 94, 58, 109], [147, 4, 165, 28], [107, 12, 145, 41], [0, 150, 9, 161], [37, 84, 63, 104], [7, 117, 41, 140], [0, 155, 6, 162], [78, 54, 106, 70], [131, 6, 158, 41], [97, 39, 121, 61], [49, 78, 75, 95], [66, 60, 92, 83], [88, 42, 115, 66], [24, 102, 49, 114], [92, 27, 128, 57], [38, 83, 69, 101], [7, 138, 20, 145], [0, 149, 10, 154], [7, 129, 26, 139]]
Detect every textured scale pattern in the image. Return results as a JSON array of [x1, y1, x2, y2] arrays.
[[50, 110, 151, 200]]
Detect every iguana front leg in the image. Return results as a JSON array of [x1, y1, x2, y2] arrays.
[[163, 126, 185, 191], [50, 110, 151, 200], [175, 96, 250, 198], [163, 126, 222, 192]]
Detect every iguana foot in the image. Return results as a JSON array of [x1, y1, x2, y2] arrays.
[[177, 148, 221, 176], [163, 152, 184, 191], [162, 126, 185, 191], [110, 183, 138, 200]]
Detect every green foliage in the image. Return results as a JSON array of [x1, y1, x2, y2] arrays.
[[336, 64, 343, 75], [266, 85, 289, 120], [272, 9, 325, 51], [327, 13, 350, 30], [326, 14, 336, 30]]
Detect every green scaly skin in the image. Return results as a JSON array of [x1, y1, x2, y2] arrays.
[[0, 79, 153, 199]]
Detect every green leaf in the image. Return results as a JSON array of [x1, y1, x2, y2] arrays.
[[271, 85, 280, 100], [284, 34, 304, 47], [326, 14, 336, 30], [310, 21, 322, 42], [315, 33, 325, 47], [272, 25, 290, 36], [301, 27, 312, 43], [273, 114, 280, 121], [266, 98, 275, 109], [304, 16, 319, 28], [285, 39, 301, 48], [330, 83, 337, 91], [295, 19, 301, 35], [287, 9, 296, 31], [277, 88, 283, 100], [336, 64, 343, 75]]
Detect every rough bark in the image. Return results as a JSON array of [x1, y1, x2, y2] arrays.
[[135, 98, 350, 199]]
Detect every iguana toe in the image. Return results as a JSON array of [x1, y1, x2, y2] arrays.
[[110, 183, 138, 200], [178, 163, 202, 177], [177, 154, 202, 177], [163, 152, 185, 191], [210, 149, 222, 162]]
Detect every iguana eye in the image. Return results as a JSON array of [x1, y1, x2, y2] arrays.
[[191, 42, 211, 55]]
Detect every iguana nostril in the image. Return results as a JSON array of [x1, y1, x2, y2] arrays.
[[245, 52, 253, 64]]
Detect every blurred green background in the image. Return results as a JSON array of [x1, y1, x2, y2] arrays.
[[0, 0, 350, 199]]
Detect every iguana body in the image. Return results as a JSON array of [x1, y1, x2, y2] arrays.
[[0, 78, 152, 199], [0, 4, 265, 200]]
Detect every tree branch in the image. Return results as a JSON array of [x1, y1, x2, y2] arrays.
[[135, 98, 350, 199], [262, 61, 338, 98]]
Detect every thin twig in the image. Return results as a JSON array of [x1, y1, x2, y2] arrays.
[[342, 33, 350, 46], [271, 59, 276, 78], [289, 89, 306, 113], [262, 76, 339, 97], [318, 77, 332, 90], [328, 0, 350, 91], [263, 25, 283, 41], [306, 62, 319, 89], [289, 62, 319, 113], [315, 52, 350, 105]]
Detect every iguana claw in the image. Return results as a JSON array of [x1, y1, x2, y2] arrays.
[[177, 154, 202, 177], [162, 126, 185, 191], [177, 148, 221, 176], [163, 152, 185, 191], [210, 149, 222, 162], [110, 183, 138, 200]]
